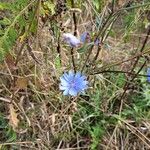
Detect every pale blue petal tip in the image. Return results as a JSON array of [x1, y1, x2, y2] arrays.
[[80, 32, 88, 43]]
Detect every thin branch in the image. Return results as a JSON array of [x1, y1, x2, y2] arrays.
[[118, 26, 150, 112], [82, 2, 150, 73], [15, 42, 26, 66], [26, 39, 41, 64], [90, 70, 150, 78], [56, 33, 62, 65], [92, 46, 101, 62], [81, 0, 117, 72], [98, 47, 150, 71], [111, 0, 115, 13], [70, 48, 76, 72]]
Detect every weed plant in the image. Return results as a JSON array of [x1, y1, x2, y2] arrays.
[[0, 0, 150, 149]]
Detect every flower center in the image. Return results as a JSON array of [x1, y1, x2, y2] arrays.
[[70, 80, 76, 88]]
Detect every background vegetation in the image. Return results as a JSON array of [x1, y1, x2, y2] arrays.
[[0, 0, 150, 149]]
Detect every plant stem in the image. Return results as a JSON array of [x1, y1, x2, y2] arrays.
[[70, 0, 77, 72], [119, 26, 150, 113]]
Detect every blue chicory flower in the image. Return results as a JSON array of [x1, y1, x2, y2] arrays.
[[80, 32, 90, 43], [147, 68, 150, 82], [59, 70, 88, 96], [94, 38, 100, 46], [63, 33, 81, 47], [80, 32, 100, 46]]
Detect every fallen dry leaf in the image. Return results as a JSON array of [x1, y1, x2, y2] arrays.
[[16, 77, 28, 90], [5, 53, 17, 70], [8, 104, 19, 130]]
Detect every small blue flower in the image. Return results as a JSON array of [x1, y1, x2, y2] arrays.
[[80, 32, 90, 43], [59, 70, 88, 96], [94, 38, 100, 46], [63, 33, 80, 47], [147, 68, 150, 82], [80, 32, 100, 46]]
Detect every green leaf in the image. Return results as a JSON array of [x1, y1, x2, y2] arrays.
[[30, 19, 38, 33], [0, 48, 5, 61], [92, 0, 100, 10], [1, 37, 10, 52], [66, 0, 72, 8], [17, 16, 26, 31], [0, 114, 7, 129], [0, 29, 4, 36], [6, 127, 17, 142], [0, 17, 11, 26], [55, 55, 61, 69], [43, 1, 55, 15], [90, 124, 105, 150], [8, 28, 17, 43], [0, 2, 9, 10]]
